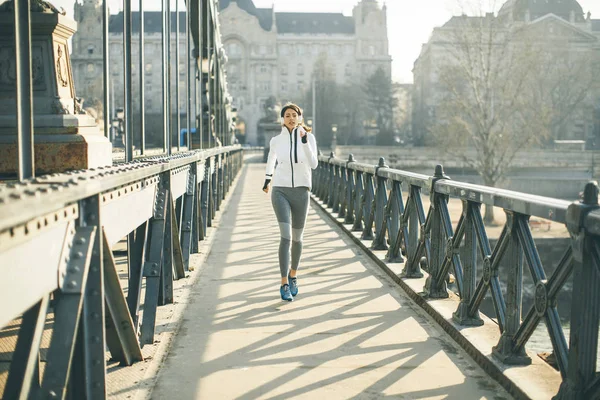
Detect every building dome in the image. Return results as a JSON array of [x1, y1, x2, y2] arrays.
[[498, 0, 585, 22]]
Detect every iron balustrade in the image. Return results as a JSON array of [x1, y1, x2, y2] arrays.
[[0, 145, 243, 399], [313, 152, 600, 400]]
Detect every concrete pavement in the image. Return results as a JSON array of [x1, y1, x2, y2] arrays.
[[148, 163, 511, 400]]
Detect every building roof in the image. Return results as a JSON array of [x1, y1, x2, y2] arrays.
[[219, 0, 272, 30], [109, 12, 187, 33], [219, 0, 355, 34], [276, 13, 355, 34], [498, 0, 585, 22], [441, 15, 491, 29]]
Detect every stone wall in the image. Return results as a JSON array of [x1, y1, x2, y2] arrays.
[[334, 146, 597, 199]]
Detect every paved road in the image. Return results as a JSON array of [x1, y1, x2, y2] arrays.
[[150, 163, 511, 400]]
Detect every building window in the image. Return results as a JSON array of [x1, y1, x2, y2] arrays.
[[345, 44, 353, 55], [87, 45, 94, 55], [297, 63, 304, 76], [280, 63, 288, 75], [280, 44, 289, 55], [87, 63, 95, 74], [311, 45, 319, 56], [227, 42, 241, 56], [296, 44, 305, 55], [297, 81, 304, 91], [259, 81, 271, 92], [259, 64, 269, 74], [281, 82, 287, 92], [369, 45, 376, 56], [345, 63, 352, 77]]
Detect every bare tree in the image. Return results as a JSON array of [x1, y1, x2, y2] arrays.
[[430, 7, 597, 222]]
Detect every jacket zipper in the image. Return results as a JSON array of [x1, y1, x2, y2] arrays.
[[294, 128, 298, 164], [289, 129, 295, 187]]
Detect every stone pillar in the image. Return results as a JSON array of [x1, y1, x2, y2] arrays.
[[258, 121, 280, 162], [0, 0, 111, 175]]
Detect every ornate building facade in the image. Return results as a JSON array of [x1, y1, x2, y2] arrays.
[[412, 0, 600, 147], [218, 0, 391, 144], [71, 1, 188, 121], [71, 0, 391, 144]]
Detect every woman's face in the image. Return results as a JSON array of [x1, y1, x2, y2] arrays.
[[283, 109, 299, 130]]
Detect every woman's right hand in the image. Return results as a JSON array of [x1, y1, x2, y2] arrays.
[[262, 179, 271, 193]]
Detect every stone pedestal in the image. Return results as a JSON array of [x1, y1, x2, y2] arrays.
[[258, 121, 281, 162], [0, 3, 111, 175]]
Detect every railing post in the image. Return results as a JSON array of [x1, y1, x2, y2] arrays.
[[403, 185, 424, 278], [338, 163, 347, 218], [423, 165, 449, 298], [453, 201, 484, 326], [386, 180, 405, 263], [200, 157, 210, 235], [327, 152, 335, 208], [372, 157, 389, 250], [492, 211, 531, 365], [361, 172, 375, 241], [344, 154, 356, 224], [352, 170, 364, 232], [556, 182, 600, 399], [332, 163, 341, 213]]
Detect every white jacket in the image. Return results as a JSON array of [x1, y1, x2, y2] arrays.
[[265, 126, 318, 189]]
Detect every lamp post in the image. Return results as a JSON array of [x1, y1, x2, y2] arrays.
[[111, 107, 125, 148], [331, 124, 338, 152]]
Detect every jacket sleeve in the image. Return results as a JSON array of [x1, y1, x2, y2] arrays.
[[265, 137, 277, 179], [301, 133, 318, 169]]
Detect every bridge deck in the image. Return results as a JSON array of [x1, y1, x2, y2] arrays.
[[147, 162, 510, 399]]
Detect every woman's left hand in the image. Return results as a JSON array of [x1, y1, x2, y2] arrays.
[[298, 126, 307, 138]]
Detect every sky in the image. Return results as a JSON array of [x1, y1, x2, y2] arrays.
[[42, 0, 600, 83]]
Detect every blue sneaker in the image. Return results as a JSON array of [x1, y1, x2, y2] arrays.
[[280, 284, 293, 301], [289, 276, 298, 297]]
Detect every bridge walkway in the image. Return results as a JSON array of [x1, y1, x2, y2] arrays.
[[145, 162, 510, 399]]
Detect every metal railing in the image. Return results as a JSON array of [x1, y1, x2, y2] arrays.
[[0, 145, 243, 399], [313, 152, 600, 399]]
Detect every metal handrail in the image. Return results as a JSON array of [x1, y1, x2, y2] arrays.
[[314, 152, 600, 399], [0, 145, 244, 399]]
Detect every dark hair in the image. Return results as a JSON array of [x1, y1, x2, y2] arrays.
[[280, 103, 302, 118], [280, 102, 312, 133]]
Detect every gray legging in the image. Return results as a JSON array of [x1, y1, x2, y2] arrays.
[[271, 186, 310, 278]]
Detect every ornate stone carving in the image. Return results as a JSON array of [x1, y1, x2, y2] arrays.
[[0, 49, 16, 87], [74, 97, 88, 115], [52, 97, 70, 114], [0, 47, 44, 90], [0, 0, 66, 15], [32, 53, 44, 86], [56, 45, 68, 87]]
